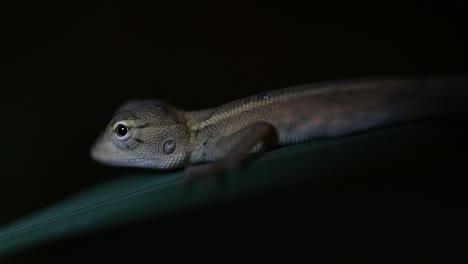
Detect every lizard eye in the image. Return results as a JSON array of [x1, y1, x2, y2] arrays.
[[115, 124, 128, 137], [163, 140, 176, 154]]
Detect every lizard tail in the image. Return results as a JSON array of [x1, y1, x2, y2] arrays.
[[317, 75, 468, 138], [416, 75, 468, 118]]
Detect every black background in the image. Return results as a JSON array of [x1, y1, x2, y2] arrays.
[[1, 0, 467, 261]]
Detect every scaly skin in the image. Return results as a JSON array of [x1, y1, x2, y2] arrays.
[[90, 76, 467, 177]]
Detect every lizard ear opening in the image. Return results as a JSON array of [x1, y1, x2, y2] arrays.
[[163, 140, 176, 154]]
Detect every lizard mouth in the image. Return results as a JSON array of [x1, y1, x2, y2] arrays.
[[90, 142, 145, 167], [89, 134, 152, 168], [89, 133, 125, 165], [89, 139, 111, 164]]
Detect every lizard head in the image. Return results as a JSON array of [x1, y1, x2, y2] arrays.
[[90, 99, 191, 169]]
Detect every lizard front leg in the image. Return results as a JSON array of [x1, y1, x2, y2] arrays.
[[182, 122, 277, 189]]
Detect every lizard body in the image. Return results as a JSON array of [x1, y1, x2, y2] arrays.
[[90, 76, 467, 179]]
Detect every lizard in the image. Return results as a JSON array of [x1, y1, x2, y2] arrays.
[[90, 76, 468, 187]]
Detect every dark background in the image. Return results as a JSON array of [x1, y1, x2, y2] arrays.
[[1, 0, 467, 260]]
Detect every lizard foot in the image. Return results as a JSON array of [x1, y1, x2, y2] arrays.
[[181, 122, 275, 191], [181, 158, 243, 191]]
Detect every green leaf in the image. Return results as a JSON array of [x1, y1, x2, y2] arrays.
[[0, 121, 464, 256]]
